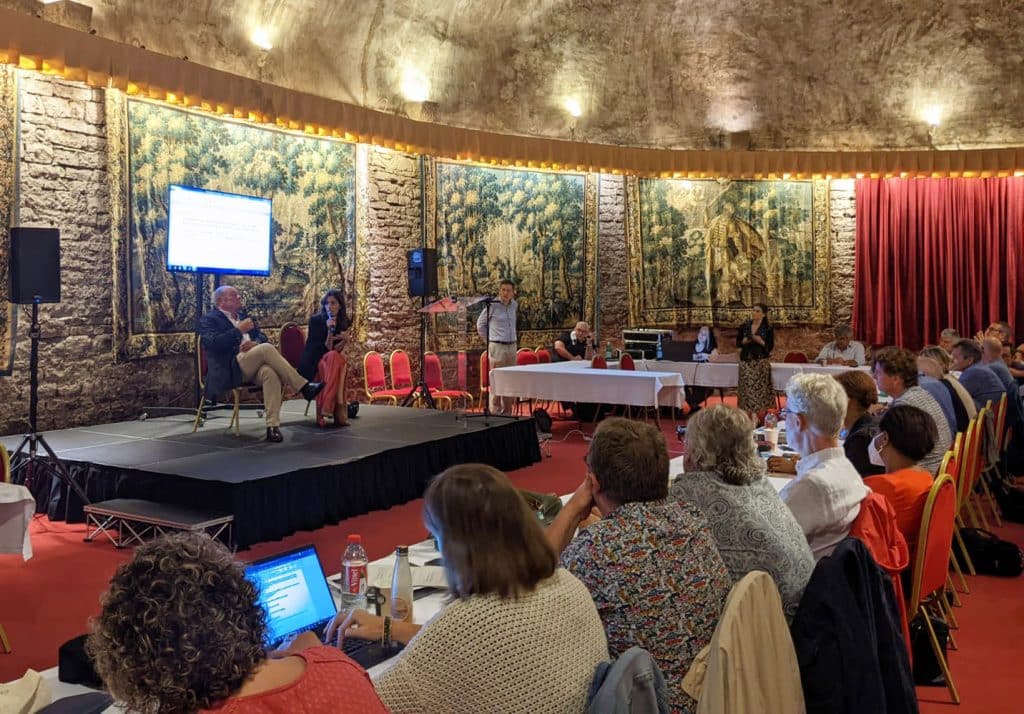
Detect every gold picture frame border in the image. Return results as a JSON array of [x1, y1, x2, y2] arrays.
[[625, 177, 831, 326], [0, 66, 17, 375], [424, 158, 598, 353]]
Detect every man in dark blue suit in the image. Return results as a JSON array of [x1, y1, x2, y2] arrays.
[[199, 285, 322, 442], [951, 338, 1005, 411]]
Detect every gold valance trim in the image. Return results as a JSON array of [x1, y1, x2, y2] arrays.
[[2, 8, 1024, 179]]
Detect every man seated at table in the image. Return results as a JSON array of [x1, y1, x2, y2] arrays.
[[872, 347, 952, 475], [199, 285, 323, 443], [779, 374, 870, 560], [950, 338, 1006, 411], [814, 324, 866, 366], [553, 321, 593, 361], [547, 417, 731, 713]]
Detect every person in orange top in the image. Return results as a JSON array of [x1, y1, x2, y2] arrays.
[[863, 404, 938, 557]]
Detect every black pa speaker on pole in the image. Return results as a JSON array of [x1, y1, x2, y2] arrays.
[[9, 227, 61, 303], [407, 247, 438, 297]]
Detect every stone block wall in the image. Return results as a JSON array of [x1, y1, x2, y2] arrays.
[[0, 74, 191, 435]]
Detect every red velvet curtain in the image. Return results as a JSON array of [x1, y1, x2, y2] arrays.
[[853, 177, 1024, 350]]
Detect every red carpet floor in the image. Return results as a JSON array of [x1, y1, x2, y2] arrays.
[[1, 414, 1021, 713]]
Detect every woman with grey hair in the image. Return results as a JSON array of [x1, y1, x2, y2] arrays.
[[672, 404, 814, 619]]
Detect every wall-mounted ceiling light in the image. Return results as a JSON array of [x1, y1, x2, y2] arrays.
[[922, 104, 942, 127], [564, 97, 583, 118], [251, 27, 274, 51], [400, 66, 430, 102]]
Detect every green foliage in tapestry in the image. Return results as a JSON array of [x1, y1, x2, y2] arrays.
[[128, 101, 355, 334], [638, 178, 814, 311], [436, 164, 586, 332]]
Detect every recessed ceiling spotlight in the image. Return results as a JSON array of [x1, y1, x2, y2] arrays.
[[400, 66, 430, 102], [251, 28, 273, 51], [564, 97, 583, 118], [922, 104, 942, 127]]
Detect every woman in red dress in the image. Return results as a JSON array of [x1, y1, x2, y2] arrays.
[[298, 289, 350, 428]]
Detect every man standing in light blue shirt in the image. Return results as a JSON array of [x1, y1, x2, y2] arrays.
[[476, 279, 518, 415]]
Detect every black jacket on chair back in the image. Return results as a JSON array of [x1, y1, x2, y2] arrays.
[[790, 537, 918, 714]]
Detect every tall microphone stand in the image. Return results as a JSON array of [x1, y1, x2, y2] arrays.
[[9, 297, 90, 510], [401, 295, 438, 409]]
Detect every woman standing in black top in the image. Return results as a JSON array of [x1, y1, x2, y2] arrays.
[[298, 289, 350, 428], [736, 303, 775, 418]]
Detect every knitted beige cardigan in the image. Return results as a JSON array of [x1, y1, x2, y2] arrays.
[[375, 568, 609, 713]]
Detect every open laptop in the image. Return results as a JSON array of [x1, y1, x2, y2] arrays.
[[661, 340, 696, 362], [245, 544, 404, 668], [245, 545, 338, 650]]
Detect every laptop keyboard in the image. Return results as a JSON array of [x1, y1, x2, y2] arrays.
[[341, 637, 405, 669]]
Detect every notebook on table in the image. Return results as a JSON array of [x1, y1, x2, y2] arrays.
[[245, 544, 404, 668]]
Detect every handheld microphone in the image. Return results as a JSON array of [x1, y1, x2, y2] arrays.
[[327, 310, 337, 336]]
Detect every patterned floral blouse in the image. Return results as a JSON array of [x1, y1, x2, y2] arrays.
[[671, 471, 815, 621], [561, 499, 731, 714]]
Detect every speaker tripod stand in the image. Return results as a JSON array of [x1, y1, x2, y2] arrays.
[[9, 297, 90, 509]]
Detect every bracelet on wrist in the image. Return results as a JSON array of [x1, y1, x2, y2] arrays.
[[381, 615, 392, 646]]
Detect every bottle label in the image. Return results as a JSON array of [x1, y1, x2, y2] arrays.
[[344, 563, 366, 595], [392, 596, 413, 622]]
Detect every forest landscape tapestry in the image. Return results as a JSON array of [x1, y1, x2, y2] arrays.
[[627, 178, 830, 325], [429, 162, 597, 350], [112, 99, 356, 360]]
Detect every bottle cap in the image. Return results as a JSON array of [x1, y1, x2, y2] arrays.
[[396, 545, 409, 554], [347, 534, 361, 543]]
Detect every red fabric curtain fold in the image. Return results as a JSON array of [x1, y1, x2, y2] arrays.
[[854, 177, 1024, 350]]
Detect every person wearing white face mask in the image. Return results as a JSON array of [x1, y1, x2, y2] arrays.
[[862, 404, 938, 557], [778, 374, 869, 560]]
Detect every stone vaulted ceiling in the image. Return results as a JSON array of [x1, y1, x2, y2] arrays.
[[9, 0, 1024, 151]]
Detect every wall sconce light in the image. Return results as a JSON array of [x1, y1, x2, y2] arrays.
[[400, 67, 431, 103], [922, 104, 942, 127], [251, 27, 274, 51]]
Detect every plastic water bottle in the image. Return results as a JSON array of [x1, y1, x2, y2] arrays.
[[341, 534, 368, 611], [391, 545, 414, 623], [656, 333, 664, 360], [764, 411, 778, 430]]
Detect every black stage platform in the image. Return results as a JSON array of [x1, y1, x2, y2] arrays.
[[3, 402, 541, 548]]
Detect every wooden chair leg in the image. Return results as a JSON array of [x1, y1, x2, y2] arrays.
[[0, 623, 10, 653], [229, 390, 242, 436], [949, 551, 969, 595], [192, 403, 204, 432]]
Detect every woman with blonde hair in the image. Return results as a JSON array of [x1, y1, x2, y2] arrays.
[[672, 404, 814, 619], [329, 464, 609, 713]]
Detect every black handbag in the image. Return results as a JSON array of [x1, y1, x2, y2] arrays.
[[909, 613, 949, 686], [960, 527, 1024, 577]]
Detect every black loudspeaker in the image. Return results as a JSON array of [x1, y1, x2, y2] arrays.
[[9, 227, 61, 303], [407, 247, 438, 297]]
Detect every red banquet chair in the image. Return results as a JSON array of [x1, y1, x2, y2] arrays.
[[389, 349, 415, 397], [479, 351, 490, 407], [279, 322, 312, 414], [591, 355, 608, 369], [908, 473, 960, 704], [423, 352, 469, 410], [783, 351, 809, 363], [535, 346, 552, 363], [455, 350, 475, 408], [363, 351, 405, 406], [516, 348, 539, 366], [619, 352, 636, 370]]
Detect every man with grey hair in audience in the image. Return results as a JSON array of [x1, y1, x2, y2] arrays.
[[815, 324, 866, 366], [779, 373, 869, 560], [951, 338, 1006, 411], [981, 336, 1022, 426], [939, 328, 960, 354]]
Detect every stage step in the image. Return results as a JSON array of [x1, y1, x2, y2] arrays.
[[83, 498, 233, 549]]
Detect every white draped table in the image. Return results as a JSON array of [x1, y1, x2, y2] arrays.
[[637, 359, 870, 391], [490, 361, 686, 409]]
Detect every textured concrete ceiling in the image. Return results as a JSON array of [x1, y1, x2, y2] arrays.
[[10, 0, 1024, 150]]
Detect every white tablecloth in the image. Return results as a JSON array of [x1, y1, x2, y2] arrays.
[[0, 482, 34, 560], [638, 359, 869, 391], [491, 361, 686, 408]]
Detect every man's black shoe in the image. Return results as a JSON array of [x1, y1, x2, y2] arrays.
[[300, 381, 325, 401], [266, 427, 284, 443]]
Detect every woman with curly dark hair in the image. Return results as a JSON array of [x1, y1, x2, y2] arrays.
[[87, 532, 387, 714]]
